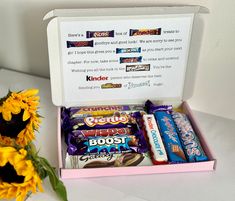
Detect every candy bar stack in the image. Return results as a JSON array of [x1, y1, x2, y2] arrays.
[[61, 101, 208, 169]]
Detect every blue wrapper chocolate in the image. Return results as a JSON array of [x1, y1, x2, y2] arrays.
[[67, 129, 148, 155], [116, 47, 141, 54], [154, 110, 186, 163], [171, 112, 208, 162], [145, 101, 186, 163]]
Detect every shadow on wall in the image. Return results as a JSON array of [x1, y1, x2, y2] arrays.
[[183, 16, 205, 100], [0, 1, 194, 78]]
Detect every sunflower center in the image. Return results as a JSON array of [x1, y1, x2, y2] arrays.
[[0, 162, 25, 183], [0, 110, 30, 138]]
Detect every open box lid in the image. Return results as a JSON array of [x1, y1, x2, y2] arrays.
[[44, 6, 208, 107]]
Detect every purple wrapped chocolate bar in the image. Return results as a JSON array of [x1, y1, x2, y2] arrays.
[[69, 112, 141, 131], [171, 112, 208, 162], [68, 105, 144, 118], [86, 30, 114, 38], [72, 128, 132, 138], [145, 100, 173, 114], [67, 129, 148, 155]]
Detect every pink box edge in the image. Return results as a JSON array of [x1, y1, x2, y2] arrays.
[[57, 102, 216, 179]]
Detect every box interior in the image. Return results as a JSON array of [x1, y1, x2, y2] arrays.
[[58, 102, 216, 178]]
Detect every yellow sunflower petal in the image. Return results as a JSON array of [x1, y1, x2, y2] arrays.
[[2, 110, 12, 121], [28, 96, 40, 101], [7, 103, 21, 115], [21, 89, 39, 97], [23, 110, 31, 121], [28, 101, 39, 107], [0, 147, 43, 201], [16, 189, 27, 201], [0, 135, 14, 147]]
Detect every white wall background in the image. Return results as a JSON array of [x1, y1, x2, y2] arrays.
[[0, 0, 235, 120]]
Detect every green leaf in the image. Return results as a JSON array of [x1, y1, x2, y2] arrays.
[[25, 144, 48, 180], [39, 157, 68, 201]]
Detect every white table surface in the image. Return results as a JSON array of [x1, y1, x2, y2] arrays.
[[0, 68, 234, 201]]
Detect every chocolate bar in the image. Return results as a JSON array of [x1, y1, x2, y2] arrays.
[[72, 128, 132, 137], [145, 101, 186, 163], [171, 112, 208, 162], [120, 56, 142, 64], [129, 28, 161, 36], [86, 30, 114, 38], [126, 64, 150, 72], [67, 40, 93, 48], [143, 114, 168, 164], [69, 112, 142, 131], [65, 152, 153, 169], [154, 110, 186, 163], [145, 100, 173, 114], [116, 47, 141, 54], [67, 105, 145, 119], [67, 129, 148, 155]]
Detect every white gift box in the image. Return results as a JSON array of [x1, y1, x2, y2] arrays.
[[44, 6, 216, 179]]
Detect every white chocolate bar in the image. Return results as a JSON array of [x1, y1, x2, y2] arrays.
[[143, 114, 168, 163]]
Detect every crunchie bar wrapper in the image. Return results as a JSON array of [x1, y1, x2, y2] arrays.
[[67, 105, 145, 118]]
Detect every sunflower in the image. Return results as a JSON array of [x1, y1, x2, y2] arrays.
[[0, 146, 43, 201], [0, 89, 41, 147]]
